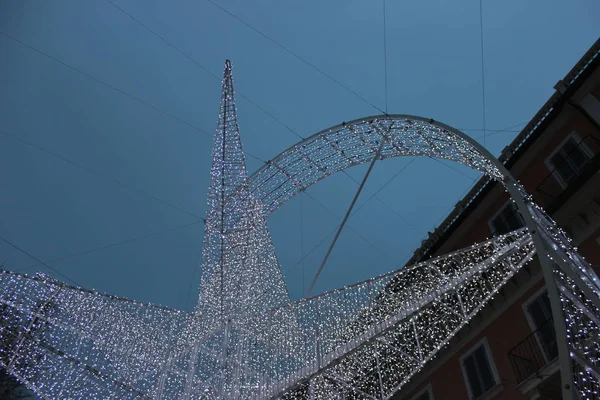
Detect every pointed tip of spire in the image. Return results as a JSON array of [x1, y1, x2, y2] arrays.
[[223, 60, 233, 82]]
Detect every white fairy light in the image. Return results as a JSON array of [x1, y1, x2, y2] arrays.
[[0, 61, 598, 400]]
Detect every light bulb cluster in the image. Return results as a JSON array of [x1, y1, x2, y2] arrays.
[[555, 269, 600, 400], [525, 197, 600, 400], [0, 269, 190, 399], [273, 229, 534, 399]]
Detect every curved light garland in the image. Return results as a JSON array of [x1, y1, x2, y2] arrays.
[[238, 115, 502, 216]]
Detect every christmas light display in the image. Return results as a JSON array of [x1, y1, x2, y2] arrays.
[[235, 116, 504, 215], [0, 61, 599, 399]]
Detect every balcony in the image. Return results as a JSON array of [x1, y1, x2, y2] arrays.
[[536, 136, 600, 210], [509, 318, 558, 383], [508, 319, 561, 399]]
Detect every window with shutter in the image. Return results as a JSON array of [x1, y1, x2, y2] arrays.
[[547, 134, 593, 188], [489, 202, 525, 236], [410, 384, 433, 400], [460, 340, 499, 399]]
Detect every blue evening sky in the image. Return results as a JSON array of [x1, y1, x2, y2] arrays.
[[1, 1, 599, 309]]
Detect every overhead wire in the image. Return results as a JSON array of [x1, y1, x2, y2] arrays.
[[341, 170, 424, 235], [0, 31, 266, 164], [0, 235, 82, 287], [427, 157, 478, 182], [12, 220, 204, 274], [431, 183, 474, 238], [462, 128, 520, 133], [205, 0, 386, 114], [479, 0, 487, 147], [0, 31, 232, 286], [351, 157, 417, 216], [104, 0, 303, 141], [2, 123, 209, 283], [306, 141, 385, 297], [301, 190, 397, 266], [106, 0, 217, 79], [106, 0, 307, 145], [0, 128, 205, 221], [474, 121, 527, 140], [283, 228, 335, 277], [383, 0, 389, 114], [1, 122, 213, 292], [285, 157, 418, 279]]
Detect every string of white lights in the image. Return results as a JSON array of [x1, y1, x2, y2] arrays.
[[0, 60, 599, 400]]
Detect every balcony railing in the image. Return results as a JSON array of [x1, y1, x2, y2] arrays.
[[536, 136, 600, 202], [508, 318, 558, 383]]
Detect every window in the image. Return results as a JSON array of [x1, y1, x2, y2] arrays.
[[524, 290, 558, 361], [411, 384, 433, 400], [460, 339, 499, 399], [489, 202, 525, 236], [546, 133, 593, 188]]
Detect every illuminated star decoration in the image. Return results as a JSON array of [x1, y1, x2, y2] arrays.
[[0, 60, 599, 400]]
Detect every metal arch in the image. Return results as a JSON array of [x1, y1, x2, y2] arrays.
[[255, 113, 490, 174], [238, 114, 504, 216]]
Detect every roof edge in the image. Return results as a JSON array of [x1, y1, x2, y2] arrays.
[[407, 38, 600, 265]]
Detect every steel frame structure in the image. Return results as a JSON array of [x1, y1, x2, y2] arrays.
[[0, 61, 599, 399]]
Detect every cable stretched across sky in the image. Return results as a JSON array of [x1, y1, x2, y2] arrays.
[[105, 0, 304, 142], [0, 31, 266, 165], [11, 220, 204, 274], [107, 0, 522, 142], [205, 0, 387, 115], [0, 128, 205, 221], [0, 235, 82, 287], [479, 0, 488, 147]]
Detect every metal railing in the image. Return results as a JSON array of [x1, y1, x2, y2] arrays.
[[508, 318, 558, 383], [536, 136, 600, 201]]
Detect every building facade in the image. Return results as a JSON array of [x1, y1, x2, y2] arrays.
[[394, 38, 600, 400]]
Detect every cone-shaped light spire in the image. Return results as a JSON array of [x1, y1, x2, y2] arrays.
[[208, 59, 247, 205], [196, 61, 290, 323]]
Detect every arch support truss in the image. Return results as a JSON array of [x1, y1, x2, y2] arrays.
[[239, 115, 503, 215]]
